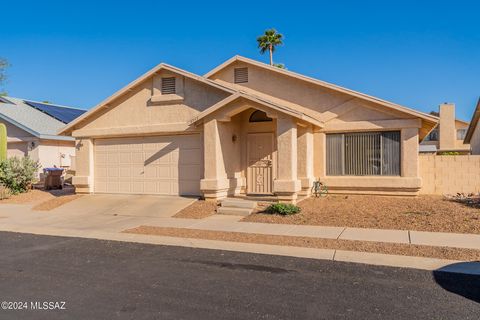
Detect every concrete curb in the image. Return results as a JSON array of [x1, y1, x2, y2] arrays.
[[1, 225, 479, 276]]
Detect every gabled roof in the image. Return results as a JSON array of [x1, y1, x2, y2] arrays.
[[190, 92, 324, 127], [455, 118, 470, 126], [59, 63, 236, 135], [0, 96, 80, 141], [205, 55, 438, 126], [464, 98, 480, 144]]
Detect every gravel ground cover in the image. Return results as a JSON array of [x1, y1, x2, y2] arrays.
[[0, 185, 75, 205], [243, 195, 480, 234], [124, 226, 480, 261], [173, 200, 217, 219]]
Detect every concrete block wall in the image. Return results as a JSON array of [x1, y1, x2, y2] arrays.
[[419, 154, 480, 194]]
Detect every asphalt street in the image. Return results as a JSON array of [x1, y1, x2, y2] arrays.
[[0, 231, 478, 319]]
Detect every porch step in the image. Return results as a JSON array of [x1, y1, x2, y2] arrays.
[[234, 195, 279, 203], [217, 207, 252, 216], [217, 198, 257, 216], [221, 199, 257, 209]]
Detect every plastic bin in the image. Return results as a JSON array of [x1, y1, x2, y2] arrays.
[[43, 168, 64, 190]]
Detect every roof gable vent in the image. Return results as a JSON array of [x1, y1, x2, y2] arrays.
[[161, 77, 176, 94], [234, 67, 248, 83]]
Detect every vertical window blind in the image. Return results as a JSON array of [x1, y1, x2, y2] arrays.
[[326, 131, 401, 176]]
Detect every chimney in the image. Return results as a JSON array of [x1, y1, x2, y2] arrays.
[[439, 103, 456, 150]]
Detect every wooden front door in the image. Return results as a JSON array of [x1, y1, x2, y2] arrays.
[[247, 133, 274, 195]]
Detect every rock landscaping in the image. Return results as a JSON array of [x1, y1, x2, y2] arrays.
[[244, 195, 480, 234]]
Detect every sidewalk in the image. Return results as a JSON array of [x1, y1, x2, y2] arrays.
[[0, 201, 479, 274], [142, 214, 480, 250], [1, 202, 479, 250]]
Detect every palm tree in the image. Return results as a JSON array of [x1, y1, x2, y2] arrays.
[[257, 29, 283, 66]]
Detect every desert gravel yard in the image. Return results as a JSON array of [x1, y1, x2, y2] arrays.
[[0, 186, 75, 204], [173, 200, 217, 219], [243, 195, 480, 234], [0, 186, 81, 211], [125, 226, 480, 261]]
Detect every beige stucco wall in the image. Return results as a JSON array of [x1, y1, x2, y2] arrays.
[[73, 71, 229, 138], [439, 103, 456, 150], [470, 124, 480, 155], [13, 139, 76, 176], [201, 105, 280, 199], [71, 70, 232, 193], [454, 120, 470, 150], [7, 142, 28, 158], [210, 61, 413, 122], [421, 104, 470, 152], [72, 139, 94, 193], [69, 61, 436, 198], [1, 120, 75, 175], [210, 63, 426, 195], [419, 154, 480, 194], [2, 121, 35, 142], [2, 120, 35, 158], [36, 140, 76, 170]]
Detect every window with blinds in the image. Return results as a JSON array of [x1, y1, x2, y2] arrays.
[[161, 77, 176, 94], [234, 67, 248, 83], [326, 131, 401, 176]]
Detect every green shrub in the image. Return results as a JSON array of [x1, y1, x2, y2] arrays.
[[439, 151, 460, 156], [265, 203, 301, 215], [0, 156, 40, 194]]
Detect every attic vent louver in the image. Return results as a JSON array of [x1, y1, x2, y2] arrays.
[[234, 67, 248, 83], [161, 77, 176, 94]]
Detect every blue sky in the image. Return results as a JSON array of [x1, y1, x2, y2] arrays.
[[2, 0, 479, 121]]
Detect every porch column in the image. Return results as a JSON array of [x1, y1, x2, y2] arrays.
[[72, 138, 94, 194], [273, 115, 301, 203], [401, 128, 419, 177], [297, 125, 315, 196], [200, 118, 229, 200]]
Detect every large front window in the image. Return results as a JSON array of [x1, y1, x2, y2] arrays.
[[326, 131, 401, 176]]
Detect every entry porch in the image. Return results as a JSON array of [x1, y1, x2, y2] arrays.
[[193, 95, 321, 203]]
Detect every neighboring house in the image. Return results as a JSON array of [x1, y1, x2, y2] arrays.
[[0, 96, 86, 174], [464, 98, 480, 154], [420, 103, 470, 154], [59, 55, 438, 202]]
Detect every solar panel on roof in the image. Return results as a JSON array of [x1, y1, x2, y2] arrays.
[[24, 101, 86, 124]]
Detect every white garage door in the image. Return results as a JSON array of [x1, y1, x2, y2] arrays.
[[94, 135, 202, 195]]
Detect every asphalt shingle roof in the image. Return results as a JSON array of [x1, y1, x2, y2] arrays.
[[0, 96, 85, 141]]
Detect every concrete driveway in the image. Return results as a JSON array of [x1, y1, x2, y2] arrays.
[[0, 194, 196, 233], [54, 194, 196, 218]]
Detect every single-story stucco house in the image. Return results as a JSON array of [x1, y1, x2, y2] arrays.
[[0, 96, 86, 174], [464, 98, 480, 154], [59, 56, 438, 202]]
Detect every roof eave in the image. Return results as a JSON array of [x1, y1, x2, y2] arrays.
[[464, 98, 480, 143], [59, 63, 237, 136], [189, 92, 324, 128], [0, 113, 41, 138], [206, 55, 438, 124]]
